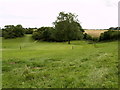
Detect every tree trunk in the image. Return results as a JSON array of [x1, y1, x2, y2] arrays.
[[68, 40, 70, 44]]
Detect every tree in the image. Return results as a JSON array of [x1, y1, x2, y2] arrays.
[[2, 25, 24, 39], [54, 12, 84, 44], [32, 27, 55, 41]]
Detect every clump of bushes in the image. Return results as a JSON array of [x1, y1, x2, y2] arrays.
[[84, 30, 120, 42], [83, 33, 99, 42], [24, 28, 37, 34], [83, 33, 92, 40], [24, 28, 34, 34], [32, 26, 84, 43], [2, 25, 25, 39], [0, 29, 2, 37], [99, 30, 120, 41], [32, 27, 56, 41], [92, 37, 99, 42]]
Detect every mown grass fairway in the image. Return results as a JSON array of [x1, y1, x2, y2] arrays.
[[2, 35, 118, 88]]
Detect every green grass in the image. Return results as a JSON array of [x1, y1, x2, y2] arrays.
[[2, 34, 118, 88]]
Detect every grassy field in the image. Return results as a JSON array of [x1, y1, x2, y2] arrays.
[[2, 34, 118, 88], [84, 30, 108, 37]]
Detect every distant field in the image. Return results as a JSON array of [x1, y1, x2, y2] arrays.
[[84, 30, 108, 37], [2, 35, 118, 88]]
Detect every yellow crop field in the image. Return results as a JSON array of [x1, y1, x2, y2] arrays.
[[84, 29, 108, 37]]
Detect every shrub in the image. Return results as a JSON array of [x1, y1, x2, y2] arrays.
[[24, 28, 33, 34], [32, 27, 55, 41], [83, 33, 93, 40], [99, 30, 120, 41], [92, 37, 99, 42], [0, 29, 2, 37], [2, 25, 24, 39]]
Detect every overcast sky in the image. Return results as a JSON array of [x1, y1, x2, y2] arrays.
[[0, 0, 119, 29]]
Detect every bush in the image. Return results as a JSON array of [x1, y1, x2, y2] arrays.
[[83, 33, 93, 40], [32, 26, 84, 42], [32, 27, 55, 41], [24, 28, 34, 34], [0, 29, 2, 37], [99, 30, 120, 41], [92, 37, 99, 42], [32, 32, 41, 40], [2, 25, 24, 39]]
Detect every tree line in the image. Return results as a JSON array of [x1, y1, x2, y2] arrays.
[[1, 12, 120, 43], [1, 25, 35, 39], [32, 12, 84, 44], [2, 25, 24, 39]]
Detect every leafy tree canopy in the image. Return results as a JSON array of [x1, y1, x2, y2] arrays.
[[53, 12, 84, 44]]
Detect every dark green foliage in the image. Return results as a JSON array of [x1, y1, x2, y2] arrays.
[[2, 25, 24, 39], [32, 12, 84, 43], [54, 12, 84, 44], [32, 27, 55, 41], [109, 27, 120, 30], [83, 33, 99, 43], [83, 33, 93, 40], [92, 37, 99, 42], [0, 29, 2, 37], [54, 21, 84, 42], [99, 30, 120, 41], [24, 28, 34, 34]]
